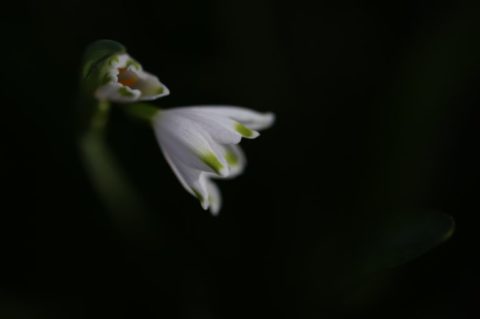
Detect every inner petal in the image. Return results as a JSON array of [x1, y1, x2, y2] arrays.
[[117, 67, 139, 88]]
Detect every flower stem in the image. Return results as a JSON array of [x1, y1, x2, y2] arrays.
[[90, 100, 111, 130], [77, 99, 153, 238], [122, 103, 161, 123]]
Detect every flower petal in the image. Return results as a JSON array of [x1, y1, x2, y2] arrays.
[[154, 112, 229, 176], [159, 145, 210, 210], [221, 144, 246, 178], [175, 106, 275, 130], [172, 109, 245, 144], [205, 178, 222, 215], [95, 82, 142, 102], [129, 69, 170, 100]]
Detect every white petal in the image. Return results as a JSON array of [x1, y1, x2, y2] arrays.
[[114, 53, 131, 67], [160, 141, 224, 213], [172, 109, 245, 144], [205, 178, 222, 215], [154, 112, 229, 176], [95, 82, 141, 102], [128, 69, 170, 100], [174, 106, 275, 130], [160, 145, 210, 210]]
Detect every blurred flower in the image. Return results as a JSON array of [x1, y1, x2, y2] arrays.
[[152, 106, 275, 215], [95, 53, 169, 103]]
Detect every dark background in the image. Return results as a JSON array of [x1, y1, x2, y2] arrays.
[[1, 1, 479, 318]]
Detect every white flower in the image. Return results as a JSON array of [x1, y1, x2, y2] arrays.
[[152, 106, 275, 215], [95, 53, 169, 103]]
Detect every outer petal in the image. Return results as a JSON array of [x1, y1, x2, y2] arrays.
[[130, 69, 170, 100], [154, 112, 229, 176], [205, 178, 222, 215], [159, 143, 210, 210], [160, 140, 224, 214], [95, 82, 142, 102], [172, 109, 247, 144], [174, 106, 275, 130]]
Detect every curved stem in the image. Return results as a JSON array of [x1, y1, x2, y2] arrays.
[[121, 102, 161, 123], [78, 99, 153, 238]]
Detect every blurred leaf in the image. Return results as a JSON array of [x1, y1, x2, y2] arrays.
[[358, 210, 454, 274]]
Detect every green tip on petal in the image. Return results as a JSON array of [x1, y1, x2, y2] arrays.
[[155, 86, 166, 95], [100, 73, 115, 85], [126, 58, 142, 70], [235, 122, 255, 138], [109, 55, 120, 66], [225, 151, 239, 166], [200, 152, 225, 175], [118, 86, 135, 97]]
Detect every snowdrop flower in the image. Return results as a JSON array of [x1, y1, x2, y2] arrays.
[[94, 53, 169, 103], [153, 106, 275, 215]]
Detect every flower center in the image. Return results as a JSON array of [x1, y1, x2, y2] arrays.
[[117, 67, 139, 88]]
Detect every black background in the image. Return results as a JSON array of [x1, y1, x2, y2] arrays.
[[1, 1, 479, 318]]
